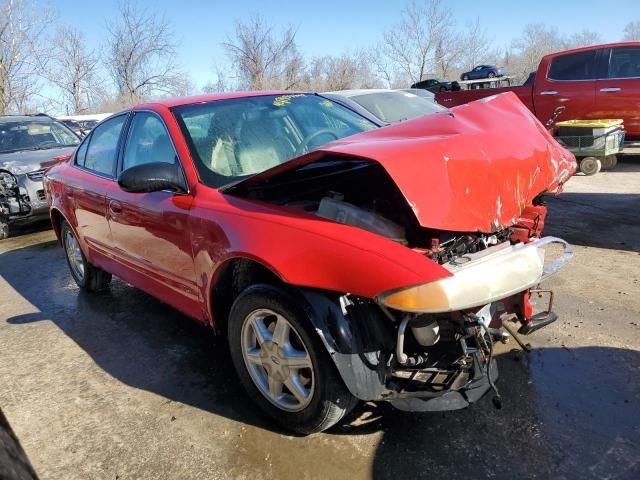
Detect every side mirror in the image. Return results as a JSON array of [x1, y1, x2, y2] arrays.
[[118, 162, 186, 194]]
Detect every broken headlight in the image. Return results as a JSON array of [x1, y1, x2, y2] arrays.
[[377, 238, 572, 313]]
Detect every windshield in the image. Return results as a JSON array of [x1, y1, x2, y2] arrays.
[[0, 120, 80, 154], [350, 91, 445, 123], [172, 94, 377, 188]]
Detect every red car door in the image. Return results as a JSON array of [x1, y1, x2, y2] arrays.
[[66, 114, 128, 256], [105, 110, 199, 319], [534, 49, 599, 125], [595, 45, 640, 138]]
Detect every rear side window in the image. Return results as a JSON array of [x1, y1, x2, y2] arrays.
[[81, 115, 126, 176], [548, 50, 596, 81], [609, 47, 640, 78], [122, 112, 177, 171]]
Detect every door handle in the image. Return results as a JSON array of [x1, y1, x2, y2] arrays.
[[109, 200, 123, 215], [599, 87, 621, 92], [540, 90, 558, 96]]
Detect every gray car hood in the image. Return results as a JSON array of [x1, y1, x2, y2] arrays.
[[0, 146, 76, 175]]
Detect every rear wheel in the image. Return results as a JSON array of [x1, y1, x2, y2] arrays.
[[61, 221, 111, 292], [579, 157, 601, 176], [228, 284, 357, 434], [601, 154, 618, 170], [488, 72, 496, 78]]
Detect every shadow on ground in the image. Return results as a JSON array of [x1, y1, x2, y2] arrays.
[[545, 192, 640, 252], [2, 241, 640, 478]]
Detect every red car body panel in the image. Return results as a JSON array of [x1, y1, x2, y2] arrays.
[[45, 91, 575, 327], [436, 42, 640, 137]]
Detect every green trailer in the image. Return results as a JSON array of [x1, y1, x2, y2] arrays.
[[554, 119, 625, 175]]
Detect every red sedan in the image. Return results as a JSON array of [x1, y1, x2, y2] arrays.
[[44, 91, 576, 434]]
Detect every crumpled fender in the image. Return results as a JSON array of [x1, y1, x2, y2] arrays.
[[193, 193, 452, 300]]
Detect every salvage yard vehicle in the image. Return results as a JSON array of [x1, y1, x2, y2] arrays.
[[0, 115, 80, 239], [460, 64, 504, 81], [411, 77, 455, 93], [323, 89, 445, 124], [437, 42, 640, 140], [44, 91, 576, 434]]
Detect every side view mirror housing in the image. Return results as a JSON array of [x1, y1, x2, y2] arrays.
[[118, 162, 187, 194]]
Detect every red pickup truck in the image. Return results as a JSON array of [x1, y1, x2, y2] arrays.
[[436, 42, 640, 139]]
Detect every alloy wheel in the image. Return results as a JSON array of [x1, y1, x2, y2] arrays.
[[64, 229, 85, 281], [241, 309, 315, 412]]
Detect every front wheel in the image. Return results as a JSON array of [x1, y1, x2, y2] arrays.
[[61, 220, 111, 292], [579, 157, 602, 176], [228, 284, 357, 434], [488, 72, 496, 78]]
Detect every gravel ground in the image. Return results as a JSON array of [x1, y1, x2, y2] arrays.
[[0, 159, 638, 480]]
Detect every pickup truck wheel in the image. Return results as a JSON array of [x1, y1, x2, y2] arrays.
[[601, 154, 618, 170], [579, 157, 601, 176], [228, 284, 357, 434], [61, 221, 111, 292]]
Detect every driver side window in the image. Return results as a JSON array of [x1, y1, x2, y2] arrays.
[[122, 112, 177, 171]]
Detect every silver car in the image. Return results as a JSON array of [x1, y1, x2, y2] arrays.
[[322, 89, 446, 124], [0, 115, 80, 238]]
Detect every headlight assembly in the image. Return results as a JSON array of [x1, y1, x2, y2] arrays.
[[377, 237, 572, 313]]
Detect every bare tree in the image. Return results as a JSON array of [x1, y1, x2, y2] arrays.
[[511, 23, 563, 82], [379, 0, 454, 85], [457, 18, 491, 73], [622, 21, 640, 40], [105, 1, 183, 104], [0, 0, 51, 114], [47, 26, 100, 114], [566, 29, 602, 48], [222, 16, 303, 90]]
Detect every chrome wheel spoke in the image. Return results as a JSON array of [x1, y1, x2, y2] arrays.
[[268, 375, 283, 401], [271, 315, 290, 347], [285, 375, 309, 404], [251, 316, 271, 346], [245, 348, 263, 365], [284, 351, 312, 370]]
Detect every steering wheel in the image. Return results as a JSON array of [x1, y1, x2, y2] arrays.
[[295, 129, 339, 155]]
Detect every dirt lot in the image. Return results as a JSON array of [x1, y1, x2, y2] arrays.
[[1, 160, 639, 480]]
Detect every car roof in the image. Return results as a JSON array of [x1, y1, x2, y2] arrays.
[[544, 41, 640, 59], [322, 89, 396, 98], [0, 115, 55, 124], [132, 90, 299, 110]]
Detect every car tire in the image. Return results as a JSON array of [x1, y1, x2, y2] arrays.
[[0, 220, 8, 240], [462, 75, 469, 81], [579, 157, 602, 176], [488, 72, 496, 78], [439, 86, 446, 92], [228, 284, 357, 434], [601, 154, 618, 170], [61, 220, 111, 292]]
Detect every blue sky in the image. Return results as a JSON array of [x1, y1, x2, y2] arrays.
[[53, 0, 640, 88]]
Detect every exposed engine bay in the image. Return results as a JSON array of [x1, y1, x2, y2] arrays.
[[0, 170, 32, 238], [231, 157, 521, 265]]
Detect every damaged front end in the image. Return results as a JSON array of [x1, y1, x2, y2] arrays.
[[225, 92, 577, 411]]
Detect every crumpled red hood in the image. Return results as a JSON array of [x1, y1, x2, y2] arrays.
[[231, 92, 577, 233]]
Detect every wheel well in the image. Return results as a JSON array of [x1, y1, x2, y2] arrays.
[[211, 258, 282, 335], [50, 209, 63, 244]]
